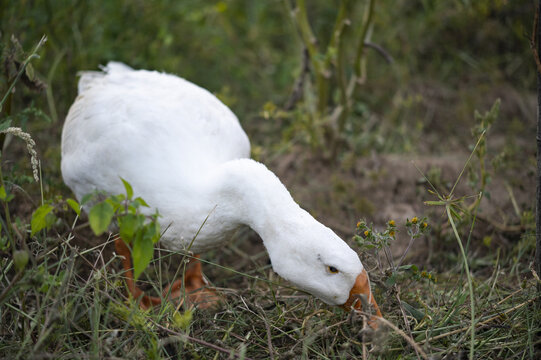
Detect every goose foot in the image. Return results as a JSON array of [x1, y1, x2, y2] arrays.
[[165, 255, 221, 309], [114, 238, 220, 310]]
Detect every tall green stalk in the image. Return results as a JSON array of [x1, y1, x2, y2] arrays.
[[0, 35, 47, 112], [285, 0, 381, 157], [446, 205, 476, 360], [0, 162, 15, 250]]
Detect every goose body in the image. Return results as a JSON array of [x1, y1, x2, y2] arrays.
[[61, 63, 381, 311]]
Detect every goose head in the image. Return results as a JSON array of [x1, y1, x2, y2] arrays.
[[261, 211, 382, 319]]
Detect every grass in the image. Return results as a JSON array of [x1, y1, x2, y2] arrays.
[[0, 211, 539, 359]]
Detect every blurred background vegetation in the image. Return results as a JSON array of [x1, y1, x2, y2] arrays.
[[1, 0, 535, 157], [1, 0, 539, 358]]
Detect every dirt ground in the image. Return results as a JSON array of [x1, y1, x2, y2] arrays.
[[265, 146, 535, 265]]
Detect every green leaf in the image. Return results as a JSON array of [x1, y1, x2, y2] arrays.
[[118, 213, 142, 243], [0, 235, 7, 251], [424, 200, 445, 206], [172, 309, 193, 331], [31, 204, 54, 235], [106, 197, 124, 213], [120, 178, 133, 200], [80, 193, 94, 206], [25, 63, 35, 81], [0, 119, 12, 132], [133, 197, 150, 208], [110, 194, 126, 204], [144, 221, 161, 244], [401, 301, 425, 322], [132, 231, 154, 280], [89, 201, 114, 235], [66, 198, 80, 216], [449, 205, 463, 221], [0, 185, 6, 201], [385, 273, 397, 286], [398, 264, 414, 271], [13, 250, 29, 271]]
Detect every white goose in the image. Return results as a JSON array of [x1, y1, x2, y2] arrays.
[[61, 62, 381, 318]]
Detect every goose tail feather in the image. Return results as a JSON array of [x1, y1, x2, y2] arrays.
[[77, 62, 133, 94]]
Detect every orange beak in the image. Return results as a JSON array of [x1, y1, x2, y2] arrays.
[[342, 269, 382, 327]]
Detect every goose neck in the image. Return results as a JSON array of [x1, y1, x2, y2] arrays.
[[214, 159, 302, 240]]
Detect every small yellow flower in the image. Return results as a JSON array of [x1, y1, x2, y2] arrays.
[[364, 230, 370, 237], [422, 222, 428, 229], [411, 217, 418, 224], [389, 230, 395, 237], [388, 220, 395, 226], [356, 221, 361, 228]]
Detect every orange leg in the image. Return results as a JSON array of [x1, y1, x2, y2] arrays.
[[164, 255, 221, 309], [115, 238, 162, 309], [114, 238, 220, 310]]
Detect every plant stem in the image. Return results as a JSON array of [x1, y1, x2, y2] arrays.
[[333, 1, 351, 130], [533, 0, 541, 292], [353, 0, 375, 80], [446, 204, 475, 360], [0, 270, 22, 305], [329, 1, 352, 157], [292, 0, 334, 115], [0, 35, 47, 112], [0, 158, 15, 250]]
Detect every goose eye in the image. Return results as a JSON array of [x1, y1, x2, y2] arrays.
[[327, 265, 339, 274]]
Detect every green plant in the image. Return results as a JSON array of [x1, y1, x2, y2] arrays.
[[467, 99, 500, 211], [84, 179, 161, 280], [357, 217, 430, 268], [0, 35, 46, 285], [280, 0, 392, 157], [421, 139, 486, 359]]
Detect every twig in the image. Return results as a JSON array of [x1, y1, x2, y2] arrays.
[[450, 130, 486, 198], [475, 214, 532, 233], [255, 304, 275, 360], [420, 297, 536, 343], [353, 0, 375, 78], [284, 48, 310, 111], [530, 4, 541, 74], [496, 288, 524, 306], [361, 314, 368, 360], [396, 233, 417, 268], [290, 0, 330, 113], [62, 235, 130, 303], [375, 316, 429, 360], [383, 245, 396, 271], [530, 262, 541, 284], [504, 181, 521, 218], [396, 288, 421, 360], [263, 315, 275, 360], [0, 271, 23, 305], [150, 319, 254, 360], [364, 41, 394, 64]]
